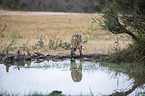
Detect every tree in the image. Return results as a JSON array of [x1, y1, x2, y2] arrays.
[[93, 0, 145, 62], [97, 0, 145, 42]]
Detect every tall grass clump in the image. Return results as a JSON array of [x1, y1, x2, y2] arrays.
[[37, 34, 44, 48], [105, 39, 145, 63], [48, 32, 71, 50], [2, 34, 19, 53], [0, 23, 7, 35], [0, 23, 18, 53]]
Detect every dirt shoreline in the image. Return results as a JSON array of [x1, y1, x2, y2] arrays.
[[0, 51, 107, 64]]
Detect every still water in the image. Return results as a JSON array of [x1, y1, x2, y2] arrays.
[[0, 59, 144, 95]]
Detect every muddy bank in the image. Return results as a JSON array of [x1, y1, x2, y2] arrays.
[[0, 50, 107, 64]]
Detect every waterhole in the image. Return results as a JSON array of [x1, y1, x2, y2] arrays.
[[0, 59, 144, 96]]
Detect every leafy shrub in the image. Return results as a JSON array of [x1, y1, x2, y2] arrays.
[[105, 38, 145, 63], [48, 32, 71, 50]]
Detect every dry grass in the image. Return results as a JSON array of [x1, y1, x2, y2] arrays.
[[0, 10, 131, 55]]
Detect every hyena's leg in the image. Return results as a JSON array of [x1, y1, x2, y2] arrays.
[[70, 48, 75, 58], [79, 45, 83, 57]]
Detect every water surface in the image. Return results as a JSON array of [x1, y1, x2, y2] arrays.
[[0, 59, 144, 95]]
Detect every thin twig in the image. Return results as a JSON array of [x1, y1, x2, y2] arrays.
[[0, 23, 7, 34], [138, 56, 145, 63]]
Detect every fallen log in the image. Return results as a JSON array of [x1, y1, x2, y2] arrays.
[[0, 51, 108, 63]]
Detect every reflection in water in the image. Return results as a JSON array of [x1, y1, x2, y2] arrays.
[[112, 73, 145, 96], [110, 82, 144, 96], [102, 62, 145, 96], [5, 63, 10, 73], [3, 60, 31, 73], [0, 59, 144, 95], [70, 59, 82, 82]]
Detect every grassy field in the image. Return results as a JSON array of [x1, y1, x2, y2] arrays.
[[0, 10, 131, 55]]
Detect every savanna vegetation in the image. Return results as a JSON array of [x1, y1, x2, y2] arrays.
[[93, 0, 145, 63], [0, 1, 144, 96], [0, 10, 130, 56], [0, 0, 145, 63]]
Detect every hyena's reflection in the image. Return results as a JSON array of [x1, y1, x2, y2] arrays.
[[70, 59, 82, 82]]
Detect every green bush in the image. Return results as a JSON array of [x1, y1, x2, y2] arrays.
[[48, 32, 71, 50], [105, 38, 145, 63]]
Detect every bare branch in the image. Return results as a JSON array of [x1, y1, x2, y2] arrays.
[[103, 8, 139, 41]]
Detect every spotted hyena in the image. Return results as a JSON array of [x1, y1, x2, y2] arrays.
[[70, 33, 83, 58]]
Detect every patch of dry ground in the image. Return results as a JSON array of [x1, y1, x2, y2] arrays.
[[0, 10, 131, 55]]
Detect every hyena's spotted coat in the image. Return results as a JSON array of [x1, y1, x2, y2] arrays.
[[70, 33, 83, 58]]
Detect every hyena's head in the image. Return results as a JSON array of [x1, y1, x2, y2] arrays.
[[74, 33, 81, 38]]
